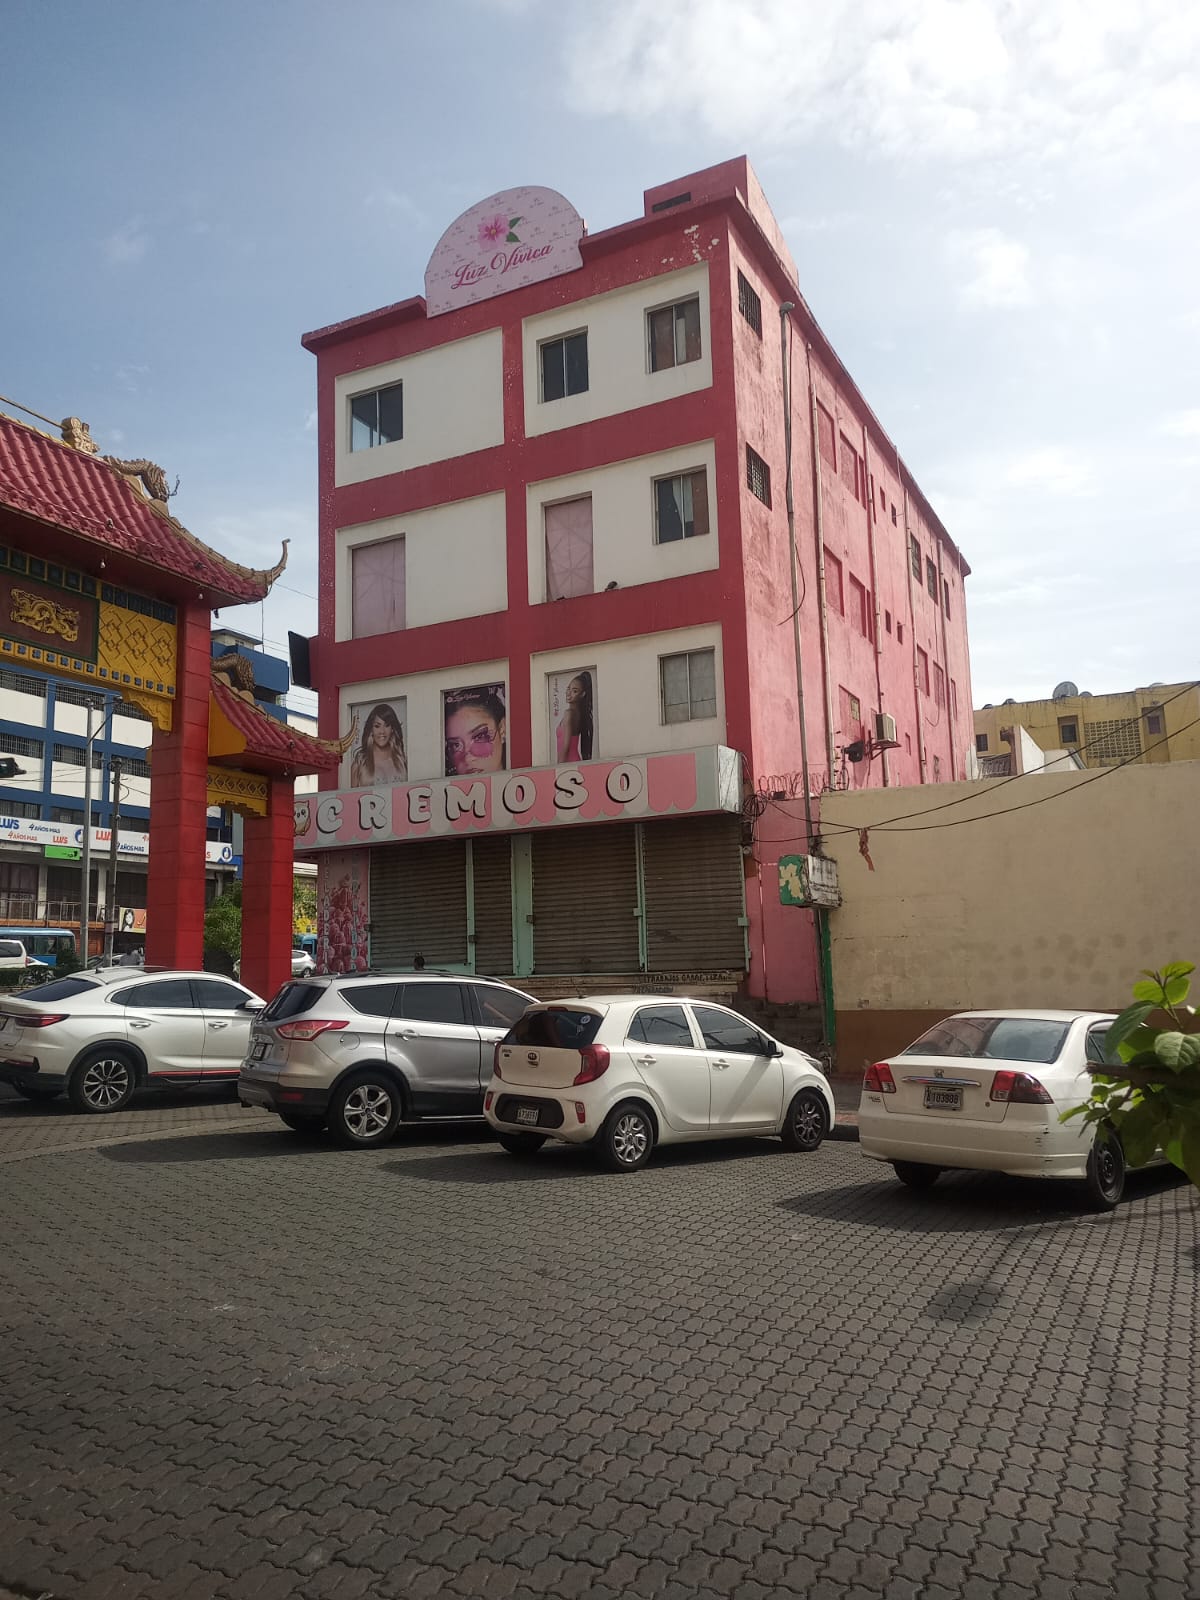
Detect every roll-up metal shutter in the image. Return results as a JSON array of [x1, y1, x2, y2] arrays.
[[369, 839, 468, 968], [532, 823, 639, 974], [470, 835, 513, 977], [643, 814, 747, 972]]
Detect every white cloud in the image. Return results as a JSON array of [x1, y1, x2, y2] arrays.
[[1005, 446, 1095, 497], [1159, 408, 1200, 438], [948, 228, 1034, 308], [115, 363, 150, 394], [564, 0, 1200, 162], [103, 218, 148, 265]]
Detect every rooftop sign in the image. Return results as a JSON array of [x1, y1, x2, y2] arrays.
[[424, 186, 584, 317]]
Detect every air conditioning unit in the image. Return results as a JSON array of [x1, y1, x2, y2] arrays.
[[874, 711, 898, 746]]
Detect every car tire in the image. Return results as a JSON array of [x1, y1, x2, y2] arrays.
[[278, 1111, 325, 1134], [1083, 1129, 1125, 1211], [327, 1071, 402, 1149], [12, 1082, 61, 1103], [893, 1161, 942, 1190], [780, 1088, 829, 1152], [497, 1132, 546, 1157], [68, 1049, 137, 1114], [596, 1102, 655, 1173]]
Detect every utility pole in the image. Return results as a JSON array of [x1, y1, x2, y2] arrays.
[[79, 697, 109, 968], [104, 755, 122, 966]]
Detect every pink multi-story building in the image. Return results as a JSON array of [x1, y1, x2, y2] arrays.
[[298, 157, 973, 1006]]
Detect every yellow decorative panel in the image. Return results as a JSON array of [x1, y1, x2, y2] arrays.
[[207, 766, 268, 817], [98, 603, 177, 696]]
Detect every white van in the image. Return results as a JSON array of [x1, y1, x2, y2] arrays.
[[0, 938, 34, 970]]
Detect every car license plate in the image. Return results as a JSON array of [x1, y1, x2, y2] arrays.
[[251, 1040, 268, 1061], [924, 1086, 962, 1112], [516, 1106, 539, 1126]]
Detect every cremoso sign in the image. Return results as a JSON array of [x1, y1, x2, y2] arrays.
[[424, 187, 584, 317]]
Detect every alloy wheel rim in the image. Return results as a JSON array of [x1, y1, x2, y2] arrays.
[[794, 1097, 823, 1148], [1097, 1140, 1119, 1194], [613, 1113, 649, 1165], [82, 1058, 130, 1108], [344, 1083, 393, 1139]]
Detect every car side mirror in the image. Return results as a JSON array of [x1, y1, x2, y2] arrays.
[[762, 1036, 784, 1058], [241, 999, 265, 1013]]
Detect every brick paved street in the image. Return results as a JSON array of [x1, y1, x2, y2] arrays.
[[1, 1087, 1197, 1600]]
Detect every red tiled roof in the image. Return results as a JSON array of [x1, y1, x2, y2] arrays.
[[212, 680, 341, 773], [0, 413, 274, 607]]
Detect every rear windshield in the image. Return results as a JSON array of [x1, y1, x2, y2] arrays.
[[903, 1015, 1070, 1065], [0, 941, 24, 958], [508, 1007, 603, 1049], [15, 976, 98, 1003], [262, 982, 325, 1022]]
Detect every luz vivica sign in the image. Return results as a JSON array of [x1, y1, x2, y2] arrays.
[[296, 747, 741, 850], [424, 187, 584, 317]]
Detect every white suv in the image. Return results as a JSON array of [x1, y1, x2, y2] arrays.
[[486, 997, 834, 1172]]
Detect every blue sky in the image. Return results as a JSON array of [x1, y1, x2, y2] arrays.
[[4, 0, 1198, 711]]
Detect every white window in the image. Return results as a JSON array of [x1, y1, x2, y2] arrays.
[[540, 332, 589, 401], [660, 648, 717, 725], [544, 498, 594, 601], [349, 382, 403, 451], [648, 298, 702, 371], [351, 537, 405, 638], [654, 470, 709, 543]]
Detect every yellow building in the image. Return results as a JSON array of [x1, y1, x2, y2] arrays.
[[974, 680, 1200, 771]]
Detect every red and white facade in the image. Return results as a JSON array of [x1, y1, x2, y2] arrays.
[[301, 157, 973, 1004]]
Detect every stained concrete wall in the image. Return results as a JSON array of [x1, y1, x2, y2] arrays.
[[821, 761, 1200, 1075]]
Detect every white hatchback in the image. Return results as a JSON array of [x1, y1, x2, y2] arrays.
[[857, 1009, 1147, 1209], [485, 997, 834, 1172]]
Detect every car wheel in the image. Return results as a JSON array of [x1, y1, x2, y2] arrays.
[[327, 1072, 402, 1149], [68, 1049, 137, 1114], [596, 1103, 654, 1173], [1084, 1129, 1125, 1211], [497, 1132, 546, 1157], [781, 1088, 829, 1152], [11, 1082, 61, 1103], [893, 1161, 942, 1190], [278, 1111, 325, 1134]]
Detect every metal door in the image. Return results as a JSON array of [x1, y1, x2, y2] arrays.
[[388, 981, 483, 1115], [690, 1003, 784, 1131], [192, 977, 257, 1079], [643, 814, 747, 972], [531, 824, 639, 974], [115, 977, 206, 1083], [625, 1002, 710, 1134], [370, 840, 468, 968]]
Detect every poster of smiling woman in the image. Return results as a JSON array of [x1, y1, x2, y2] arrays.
[[344, 698, 408, 787], [443, 684, 507, 777]]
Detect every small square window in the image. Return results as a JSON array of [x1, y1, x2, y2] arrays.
[[746, 446, 771, 506], [349, 382, 403, 451], [660, 648, 717, 725], [1058, 719, 1079, 744], [926, 557, 938, 601], [351, 536, 405, 639], [848, 574, 872, 641], [654, 470, 709, 543], [976, 732, 989, 753], [736, 270, 763, 335], [1145, 711, 1163, 736], [648, 298, 702, 371], [540, 331, 589, 402]]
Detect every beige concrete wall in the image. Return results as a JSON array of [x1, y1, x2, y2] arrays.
[[820, 761, 1200, 1074]]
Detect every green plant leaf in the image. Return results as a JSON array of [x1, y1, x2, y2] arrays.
[[1178, 1123, 1200, 1186], [1131, 978, 1165, 1004], [1161, 961, 1196, 981], [505, 232, 520, 242], [1112, 1100, 1162, 1168], [1153, 1031, 1200, 1071], [508, 216, 522, 227], [1060, 1103, 1088, 1122], [1106, 1002, 1155, 1063], [1163, 973, 1192, 1006]]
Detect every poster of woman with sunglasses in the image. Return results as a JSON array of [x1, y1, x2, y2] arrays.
[[444, 683, 507, 777]]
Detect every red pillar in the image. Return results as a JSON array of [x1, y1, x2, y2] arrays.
[[239, 776, 294, 1001], [146, 602, 211, 970]]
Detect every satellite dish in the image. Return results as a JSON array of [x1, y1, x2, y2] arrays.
[[1003, 698, 1015, 705], [1052, 681, 1079, 700], [1080, 690, 1093, 698], [982, 702, 994, 710]]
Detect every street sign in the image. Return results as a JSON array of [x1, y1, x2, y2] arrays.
[[779, 854, 841, 908], [44, 845, 81, 860]]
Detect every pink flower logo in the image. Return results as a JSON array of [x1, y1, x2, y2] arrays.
[[477, 212, 523, 249]]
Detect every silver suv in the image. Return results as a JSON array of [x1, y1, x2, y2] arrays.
[[238, 972, 536, 1147]]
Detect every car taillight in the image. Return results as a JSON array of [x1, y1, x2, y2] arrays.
[[863, 1061, 896, 1093], [492, 1042, 503, 1079], [484, 1090, 494, 1112], [573, 1044, 610, 1085], [19, 1013, 67, 1028], [276, 1019, 349, 1041], [990, 1070, 1053, 1105]]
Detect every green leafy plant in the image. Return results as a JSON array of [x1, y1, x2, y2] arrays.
[[203, 881, 243, 961], [1063, 962, 1200, 1187]]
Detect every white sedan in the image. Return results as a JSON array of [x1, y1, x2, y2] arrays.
[[857, 1008, 1147, 1209], [485, 996, 834, 1172]]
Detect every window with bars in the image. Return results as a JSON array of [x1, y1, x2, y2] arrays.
[[816, 403, 836, 470], [120, 756, 152, 778], [114, 698, 152, 722], [746, 446, 771, 506], [824, 549, 844, 614], [349, 382, 403, 451], [0, 800, 40, 818], [55, 683, 109, 709], [1087, 718, 1142, 764], [0, 669, 47, 698], [926, 557, 938, 600], [50, 808, 83, 824], [654, 471, 709, 543], [1145, 710, 1163, 736], [648, 298, 702, 370], [976, 732, 989, 753], [916, 647, 930, 696], [52, 743, 101, 769], [910, 535, 921, 580], [545, 496, 595, 597], [351, 537, 406, 638], [660, 648, 717, 724], [1, 734, 43, 759], [540, 331, 589, 401], [839, 686, 862, 736], [736, 270, 762, 335]]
